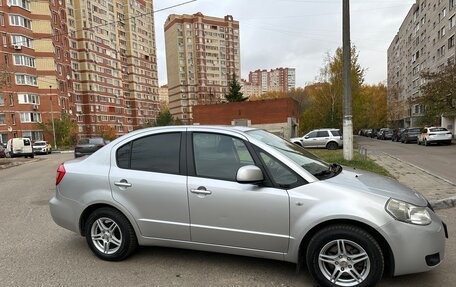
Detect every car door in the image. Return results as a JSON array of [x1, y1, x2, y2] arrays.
[[187, 132, 290, 253], [109, 131, 191, 241], [302, 131, 318, 147], [316, 130, 330, 147]]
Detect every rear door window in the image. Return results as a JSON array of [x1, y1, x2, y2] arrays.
[[317, 131, 329, 137], [116, 133, 181, 174]]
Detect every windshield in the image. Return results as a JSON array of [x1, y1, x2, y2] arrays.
[[247, 129, 339, 179], [34, 142, 46, 146]]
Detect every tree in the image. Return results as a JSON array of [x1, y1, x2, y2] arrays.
[[154, 109, 182, 127], [299, 46, 366, 134], [249, 91, 286, 101], [100, 126, 117, 141], [225, 73, 248, 102], [418, 62, 456, 126], [39, 112, 78, 147]]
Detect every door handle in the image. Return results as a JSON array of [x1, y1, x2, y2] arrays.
[[190, 186, 212, 195], [114, 179, 132, 188]]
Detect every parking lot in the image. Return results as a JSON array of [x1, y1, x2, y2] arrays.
[[0, 153, 454, 286]]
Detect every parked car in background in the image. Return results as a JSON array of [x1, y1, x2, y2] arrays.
[[290, 128, 342, 150], [418, 127, 453, 146], [400, 127, 421, 143], [0, 144, 5, 158], [50, 126, 447, 287], [392, 128, 405, 142], [365, 129, 373, 137], [33, 141, 52, 155], [378, 128, 393, 140], [74, 137, 108, 158], [5, 138, 34, 158], [371, 128, 380, 138]]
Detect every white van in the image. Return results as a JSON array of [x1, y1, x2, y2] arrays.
[[6, 138, 35, 158]]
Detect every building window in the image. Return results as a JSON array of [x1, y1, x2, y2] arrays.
[[450, 15, 456, 29], [0, 13, 4, 26], [18, 93, 39, 104], [0, 113, 5, 125], [0, 93, 3, 106], [15, 74, 37, 86], [13, 54, 35, 67], [9, 14, 32, 29], [10, 34, 33, 48], [7, 0, 30, 10], [20, 112, 41, 123], [449, 35, 455, 48]]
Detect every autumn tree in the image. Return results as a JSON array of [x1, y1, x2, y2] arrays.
[[249, 91, 286, 101], [418, 62, 456, 126], [100, 126, 117, 141], [39, 112, 78, 147], [225, 73, 248, 102], [299, 46, 365, 134]]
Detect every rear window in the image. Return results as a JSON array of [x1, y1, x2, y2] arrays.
[[78, 138, 104, 145], [430, 128, 448, 132], [331, 130, 341, 136]]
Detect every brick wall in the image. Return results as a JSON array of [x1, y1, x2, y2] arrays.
[[193, 97, 299, 125]]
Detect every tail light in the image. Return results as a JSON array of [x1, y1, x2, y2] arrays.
[[56, 163, 66, 185]]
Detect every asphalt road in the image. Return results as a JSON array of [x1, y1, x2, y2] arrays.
[[355, 136, 456, 184], [0, 153, 454, 287]]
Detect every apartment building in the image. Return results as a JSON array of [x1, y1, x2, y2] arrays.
[[164, 13, 240, 124], [69, 0, 159, 137], [0, 0, 71, 143], [0, 0, 159, 144], [241, 79, 261, 99], [247, 67, 296, 95], [388, 0, 456, 128]]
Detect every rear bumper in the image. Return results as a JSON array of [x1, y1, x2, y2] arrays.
[[49, 190, 82, 234]]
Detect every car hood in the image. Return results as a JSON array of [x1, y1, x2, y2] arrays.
[[325, 167, 428, 206]]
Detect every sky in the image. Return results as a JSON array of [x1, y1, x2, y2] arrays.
[[153, 0, 415, 87]]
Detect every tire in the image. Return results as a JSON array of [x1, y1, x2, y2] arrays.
[[85, 207, 138, 261], [30, 154, 34, 159], [306, 225, 384, 287], [326, 142, 338, 150]]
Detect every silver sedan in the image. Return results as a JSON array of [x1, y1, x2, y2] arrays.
[[50, 126, 447, 287]]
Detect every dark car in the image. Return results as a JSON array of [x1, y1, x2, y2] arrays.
[[74, 137, 108, 158], [400, 127, 421, 143], [392, 128, 405, 142], [378, 128, 393, 140], [371, 128, 381, 138], [0, 144, 5, 158]]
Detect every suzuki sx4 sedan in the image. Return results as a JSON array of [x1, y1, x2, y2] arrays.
[[50, 126, 447, 287]]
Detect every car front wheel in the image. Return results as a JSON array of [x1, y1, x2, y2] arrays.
[[306, 225, 384, 287], [85, 207, 138, 261]]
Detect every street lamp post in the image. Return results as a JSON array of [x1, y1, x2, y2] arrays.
[[49, 85, 57, 150], [343, 0, 353, 160]]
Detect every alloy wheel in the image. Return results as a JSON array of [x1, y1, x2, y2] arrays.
[[90, 217, 122, 255]]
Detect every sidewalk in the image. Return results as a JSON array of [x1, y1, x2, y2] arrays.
[[368, 151, 456, 209]]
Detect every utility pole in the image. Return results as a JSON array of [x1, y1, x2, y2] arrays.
[[49, 85, 57, 150], [343, 0, 353, 160]]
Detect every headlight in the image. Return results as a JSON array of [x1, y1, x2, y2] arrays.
[[386, 198, 432, 225]]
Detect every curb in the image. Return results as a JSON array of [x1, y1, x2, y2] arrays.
[[0, 158, 41, 169], [54, 150, 74, 154], [379, 152, 456, 210]]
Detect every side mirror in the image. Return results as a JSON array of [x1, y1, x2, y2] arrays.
[[236, 165, 264, 184], [304, 136, 310, 139]]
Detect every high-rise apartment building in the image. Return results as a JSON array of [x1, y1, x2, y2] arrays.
[[69, 0, 159, 137], [164, 13, 240, 124], [388, 0, 456, 128], [0, 0, 71, 143], [0, 0, 159, 144], [248, 68, 296, 95]]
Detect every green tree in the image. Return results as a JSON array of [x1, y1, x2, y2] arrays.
[[39, 112, 78, 147], [225, 73, 248, 102], [418, 62, 456, 126], [154, 109, 182, 127]]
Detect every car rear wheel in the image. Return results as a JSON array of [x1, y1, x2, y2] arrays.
[[306, 225, 384, 287], [326, 142, 338, 150], [85, 207, 138, 261]]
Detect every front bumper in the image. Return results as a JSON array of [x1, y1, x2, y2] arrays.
[[381, 211, 446, 276]]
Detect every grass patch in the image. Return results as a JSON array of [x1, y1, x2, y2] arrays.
[[309, 149, 393, 178]]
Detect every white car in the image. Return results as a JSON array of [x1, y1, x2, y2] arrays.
[[290, 128, 342, 150], [33, 141, 52, 154], [418, 127, 453, 146]]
